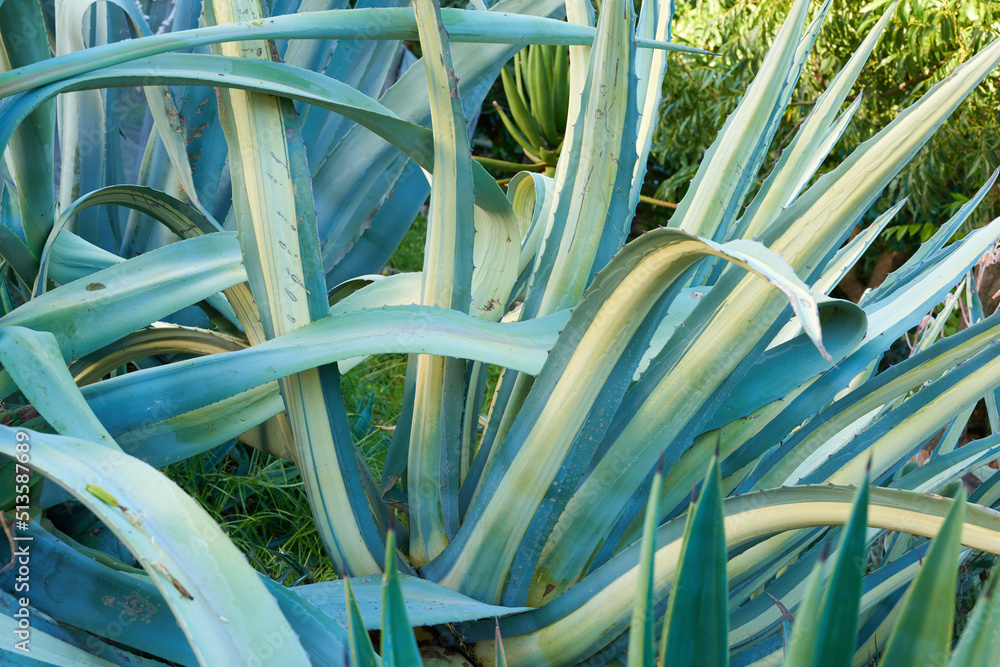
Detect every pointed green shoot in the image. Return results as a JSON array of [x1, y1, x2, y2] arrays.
[[346, 578, 380, 667], [782, 549, 831, 664], [627, 457, 664, 667], [880, 487, 968, 667], [814, 475, 871, 666], [381, 526, 423, 667], [753, 481, 873, 661], [949, 575, 1000, 667], [660, 454, 728, 667]]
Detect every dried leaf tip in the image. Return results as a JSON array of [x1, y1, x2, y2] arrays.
[[766, 592, 794, 621]]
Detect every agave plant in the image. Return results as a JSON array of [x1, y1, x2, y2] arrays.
[[490, 42, 571, 177], [626, 455, 1000, 667], [2, 0, 1000, 664]]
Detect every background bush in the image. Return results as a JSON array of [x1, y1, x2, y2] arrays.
[[651, 0, 1000, 294]]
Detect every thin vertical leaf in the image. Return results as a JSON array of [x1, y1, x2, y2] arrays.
[[381, 526, 423, 667], [880, 488, 967, 667], [0, 0, 55, 263], [346, 578, 380, 667], [660, 455, 728, 666], [626, 459, 663, 667], [406, 0, 476, 566], [205, 0, 384, 576]]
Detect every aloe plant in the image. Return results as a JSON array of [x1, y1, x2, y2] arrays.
[[2, 0, 1000, 665]]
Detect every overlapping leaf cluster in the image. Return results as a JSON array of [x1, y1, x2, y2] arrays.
[[651, 0, 1000, 244], [1, 0, 1000, 665]]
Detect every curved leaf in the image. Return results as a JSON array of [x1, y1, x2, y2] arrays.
[[0, 428, 311, 666]]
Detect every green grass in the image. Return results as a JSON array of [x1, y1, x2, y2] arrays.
[[163, 442, 340, 584], [163, 212, 431, 581]]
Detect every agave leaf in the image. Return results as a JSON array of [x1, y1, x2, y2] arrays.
[[0, 522, 196, 665], [660, 456, 728, 667], [380, 528, 422, 667], [500, 60, 545, 152], [506, 171, 555, 280], [880, 488, 967, 667], [521, 0, 638, 318], [626, 460, 663, 667], [813, 480, 869, 666], [617, 396, 807, 554], [780, 552, 829, 665], [3, 518, 350, 665], [758, 36, 1000, 282], [949, 575, 1000, 667], [529, 45, 557, 144], [0, 428, 311, 665], [140, 83, 211, 217], [314, 0, 567, 283], [41, 185, 259, 341], [295, 574, 531, 630], [934, 402, 978, 458], [0, 0, 55, 262], [563, 0, 595, 129], [0, 327, 117, 450], [0, 190, 41, 286], [687, 295, 866, 431], [42, 184, 262, 343], [0, 605, 156, 666], [328, 273, 420, 314], [0, 8, 697, 98], [0, 54, 465, 193], [728, 539, 926, 656], [112, 382, 286, 469], [206, 0, 387, 577], [345, 579, 380, 667], [670, 0, 810, 243], [809, 197, 905, 296], [791, 339, 1000, 488], [80, 306, 563, 436], [67, 325, 246, 386], [59, 325, 291, 465], [477, 485, 1000, 667], [496, 619, 509, 667], [34, 184, 217, 295], [41, 230, 121, 287], [892, 434, 1000, 493], [429, 228, 830, 604], [519, 235, 841, 605], [734, 1, 897, 240], [864, 167, 1000, 305], [406, 0, 477, 565], [740, 229, 1000, 493], [0, 50, 520, 314], [261, 578, 352, 667], [628, 0, 674, 213], [51, 0, 152, 246], [0, 234, 244, 361]]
